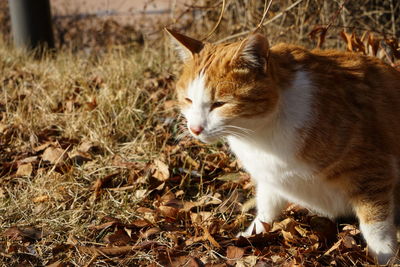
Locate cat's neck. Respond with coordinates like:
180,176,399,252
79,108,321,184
227,67,314,154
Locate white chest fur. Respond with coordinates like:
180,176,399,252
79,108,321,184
227,70,353,219
228,136,352,218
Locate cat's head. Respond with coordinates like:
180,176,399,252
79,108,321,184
167,29,280,143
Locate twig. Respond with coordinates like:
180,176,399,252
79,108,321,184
320,24,394,38
254,0,274,33
309,0,349,48
216,0,304,43
202,0,226,41
184,1,223,9
325,0,349,34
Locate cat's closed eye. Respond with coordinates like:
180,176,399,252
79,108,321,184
184,97,192,104
210,101,226,111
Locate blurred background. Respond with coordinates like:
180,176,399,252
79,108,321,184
1,0,399,52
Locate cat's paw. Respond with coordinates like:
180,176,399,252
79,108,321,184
236,218,268,237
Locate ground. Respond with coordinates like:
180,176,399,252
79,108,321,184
1,1,400,266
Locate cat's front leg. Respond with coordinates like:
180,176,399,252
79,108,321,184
354,199,398,265
238,182,286,237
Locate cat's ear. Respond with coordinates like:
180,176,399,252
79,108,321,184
233,33,270,71
165,28,204,61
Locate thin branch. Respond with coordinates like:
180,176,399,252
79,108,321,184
254,0,274,33
216,0,304,43
202,0,226,41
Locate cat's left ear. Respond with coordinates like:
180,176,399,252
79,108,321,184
165,28,204,61
233,33,270,72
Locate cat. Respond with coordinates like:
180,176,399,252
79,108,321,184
166,28,400,264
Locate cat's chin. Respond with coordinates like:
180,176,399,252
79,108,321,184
197,135,220,144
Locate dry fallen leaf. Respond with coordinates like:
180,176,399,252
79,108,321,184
105,228,132,246
171,256,203,267
140,227,160,239
16,163,33,176
310,216,337,243
236,255,258,267
158,205,179,219
68,150,92,165
33,141,54,152
46,260,64,267
131,219,152,228
152,159,170,181
3,226,45,242
342,235,357,249
226,246,245,265
77,245,135,256
42,147,65,164
33,195,50,203
91,172,120,200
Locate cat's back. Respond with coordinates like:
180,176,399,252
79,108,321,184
271,43,400,160
272,42,400,87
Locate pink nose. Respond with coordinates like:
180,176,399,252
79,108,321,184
189,125,204,136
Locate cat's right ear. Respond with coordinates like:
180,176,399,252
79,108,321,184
165,28,204,61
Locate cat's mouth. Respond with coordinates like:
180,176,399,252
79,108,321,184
187,128,222,144
188,124,251,144
191,132,220,144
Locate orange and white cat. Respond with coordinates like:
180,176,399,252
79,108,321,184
166,28,400,264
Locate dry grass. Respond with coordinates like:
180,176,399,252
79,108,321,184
1,1,400,266
0,41,179,264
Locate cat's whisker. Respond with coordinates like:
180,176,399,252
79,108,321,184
220,126,253,138
224,125,254,134
220,130,250,140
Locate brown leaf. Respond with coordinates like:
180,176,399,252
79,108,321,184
18,156,38,164
342,235,357,249
68,150,92,165
171,256,203,267
46,260,65,267
202,226,220,248
226,246,245,265
16,163,32,177
385,37,400,59
310,216,337,243
77,245,135,256
33,195,50,203
309,26,328,48
340,31,353,52
89,221,118,231
0,123,8,134
136,207,155,214
131,219,152,228
140,227,160,239
105,229,132,246
190,211,213,224
3,226,45,242
91,172,120,200
294,225,308,237
33,141,54,152
282,230,295,243
158,205,179,219
340,31,366,54
271,218,296,232
342,224,361,236
42,147,65,164
164,100,177,110
78,140,102,154
85,97,97,111
368,33,380,56
152,159,170,181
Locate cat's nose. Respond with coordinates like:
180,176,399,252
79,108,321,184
189,125,204,136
